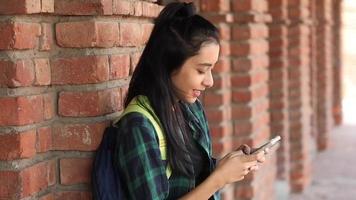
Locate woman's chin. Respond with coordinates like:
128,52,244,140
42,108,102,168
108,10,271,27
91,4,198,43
181,96,197,104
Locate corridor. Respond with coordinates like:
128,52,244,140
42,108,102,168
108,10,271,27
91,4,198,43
289,123,356,200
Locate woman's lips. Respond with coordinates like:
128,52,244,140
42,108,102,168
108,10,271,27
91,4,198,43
193,90,201,97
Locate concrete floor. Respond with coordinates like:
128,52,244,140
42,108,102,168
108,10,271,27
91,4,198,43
288,123,356,200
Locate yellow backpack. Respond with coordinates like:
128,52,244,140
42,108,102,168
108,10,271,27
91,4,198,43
113,95,172,178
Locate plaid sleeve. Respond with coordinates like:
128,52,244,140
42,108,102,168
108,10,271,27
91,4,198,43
115,113,169,200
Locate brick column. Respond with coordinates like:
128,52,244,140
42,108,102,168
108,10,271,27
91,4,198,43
287,0,313,193
230,1,274,199
0,1,161,199
199,1,235,199
267,0,290,181
309,0,318,145
332,0,343,125
315,0,334,150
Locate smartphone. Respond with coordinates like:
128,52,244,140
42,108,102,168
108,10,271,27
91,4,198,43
250,135,281,154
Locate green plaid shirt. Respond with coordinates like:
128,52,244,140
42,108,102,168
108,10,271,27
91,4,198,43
113,99,221,200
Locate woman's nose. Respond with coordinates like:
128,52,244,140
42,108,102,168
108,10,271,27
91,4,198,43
203,71,214,88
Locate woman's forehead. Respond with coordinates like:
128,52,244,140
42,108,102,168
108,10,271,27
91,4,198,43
192,43,220,63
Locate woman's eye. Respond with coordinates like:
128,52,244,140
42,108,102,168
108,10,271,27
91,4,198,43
197,69,205,74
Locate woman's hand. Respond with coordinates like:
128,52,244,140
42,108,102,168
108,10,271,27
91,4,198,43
212,149,260,187
212,144,268,187
237,144,267,164
179,145,267,200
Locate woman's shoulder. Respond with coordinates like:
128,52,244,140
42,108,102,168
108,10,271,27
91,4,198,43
114,112,156,134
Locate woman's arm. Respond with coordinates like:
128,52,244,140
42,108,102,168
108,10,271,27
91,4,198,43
179,169,224,199
179,150,264,200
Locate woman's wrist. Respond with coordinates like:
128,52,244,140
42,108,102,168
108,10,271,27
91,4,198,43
209,169,226,191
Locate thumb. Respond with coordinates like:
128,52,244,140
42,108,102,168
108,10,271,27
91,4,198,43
236,144,251,155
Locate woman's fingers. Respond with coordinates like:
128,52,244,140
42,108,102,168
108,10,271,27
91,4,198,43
264,147,270,154
229,150,263,164
236,144,251,155
243,153,260,162
221,150,265,182
230,150,245,157
255,151,266,163
248,165,259,171
222,145,270,183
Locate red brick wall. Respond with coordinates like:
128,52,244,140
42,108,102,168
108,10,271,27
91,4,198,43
0,0,161,199
310,0,318,147
287,0,313,192
315,0,334,150
230,1,275,200
0,0,342,199
332,0,343,125
268,0,290,182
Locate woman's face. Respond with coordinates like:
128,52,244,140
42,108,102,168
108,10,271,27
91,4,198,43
171,42,220,104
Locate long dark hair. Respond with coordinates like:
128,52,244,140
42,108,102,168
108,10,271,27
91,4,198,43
124,2,219,177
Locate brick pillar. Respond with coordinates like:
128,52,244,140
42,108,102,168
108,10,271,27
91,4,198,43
287,0,313,193
309,0,318,144
332,0,343,125
267,0,290,181
199,0,235,199
315,0,334,150
0,1,161,199
230,1,274,199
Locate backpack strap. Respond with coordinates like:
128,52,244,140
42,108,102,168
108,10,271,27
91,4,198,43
113,95,172,179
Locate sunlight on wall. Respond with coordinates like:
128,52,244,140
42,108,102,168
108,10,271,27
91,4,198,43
342,0,356,124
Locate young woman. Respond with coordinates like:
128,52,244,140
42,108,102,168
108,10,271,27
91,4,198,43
114,2,266,199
